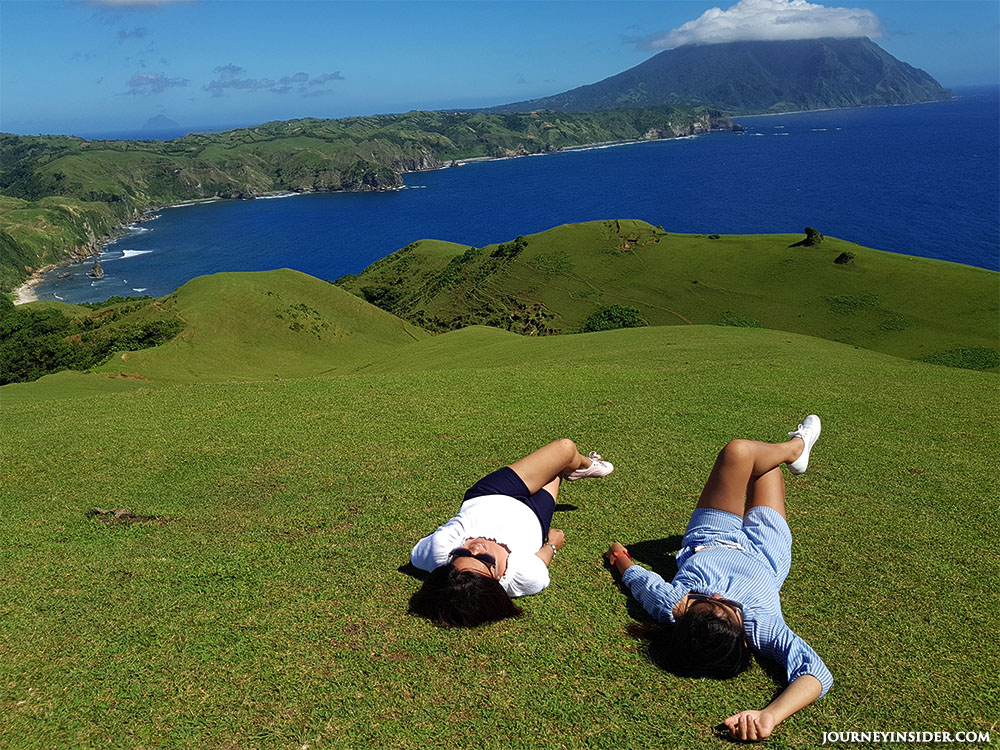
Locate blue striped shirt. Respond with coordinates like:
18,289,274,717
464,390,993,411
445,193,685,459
621,545,833,697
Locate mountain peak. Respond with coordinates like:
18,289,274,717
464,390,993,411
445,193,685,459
492,37,948,114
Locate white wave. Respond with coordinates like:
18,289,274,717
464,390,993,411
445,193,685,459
406,185,427,189
750,133,765,137
774,133,790,136
120,249,153,259
258,192,300,200
811,128,828,132
773,125,785,129
169,198,220,208
54,294,64,300
133,288,148,292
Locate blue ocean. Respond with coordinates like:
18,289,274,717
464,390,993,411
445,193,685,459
36,86,999,304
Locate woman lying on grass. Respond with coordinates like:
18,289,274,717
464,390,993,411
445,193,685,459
410,439,613,627
605,416,831,742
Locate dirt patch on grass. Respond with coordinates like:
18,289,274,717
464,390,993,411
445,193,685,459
87,507,167,524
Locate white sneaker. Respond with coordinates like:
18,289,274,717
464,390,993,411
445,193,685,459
563,451,614,481
787,415,821,475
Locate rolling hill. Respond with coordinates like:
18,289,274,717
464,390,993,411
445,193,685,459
337,220,998,369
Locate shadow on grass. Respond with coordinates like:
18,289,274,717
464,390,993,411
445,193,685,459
711,660,786,742
603,535,683,624
397,562,427,581
554,503,577,512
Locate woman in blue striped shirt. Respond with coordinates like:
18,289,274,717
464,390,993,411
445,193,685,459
605,415,831,742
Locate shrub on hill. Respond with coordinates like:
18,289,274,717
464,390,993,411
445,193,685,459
0,298,184,384
718,311,763,328
581,304,648,333
921,346,1000,371
790,226,824,248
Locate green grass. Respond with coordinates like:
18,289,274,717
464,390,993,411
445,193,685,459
338,220,999,369
86,269,429,382
1,270,998,747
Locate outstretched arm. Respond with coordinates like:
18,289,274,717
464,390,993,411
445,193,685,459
724,674,822,741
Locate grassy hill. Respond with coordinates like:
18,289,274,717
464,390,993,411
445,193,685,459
1,273,997,746
338,220,999,369
91,269,429,382
1,269,426,386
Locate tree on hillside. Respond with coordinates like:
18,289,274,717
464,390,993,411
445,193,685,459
581,304,648,333
790,227,824,248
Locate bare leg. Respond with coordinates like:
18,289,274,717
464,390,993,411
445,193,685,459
745,466,787,520
696,439,802,517
509,439,590,494
540,476,561,503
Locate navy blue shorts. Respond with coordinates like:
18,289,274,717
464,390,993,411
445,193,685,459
464,466,556,541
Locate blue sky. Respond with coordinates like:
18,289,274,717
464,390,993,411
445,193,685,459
1,0,997,138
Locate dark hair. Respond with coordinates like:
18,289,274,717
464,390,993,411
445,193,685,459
408,564,524,627
670,607,752,679
629,607,752,680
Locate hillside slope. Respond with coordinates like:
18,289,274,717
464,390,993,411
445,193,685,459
337,220,998,368
88,269,429,382
1,319,996,746
493,37,949,114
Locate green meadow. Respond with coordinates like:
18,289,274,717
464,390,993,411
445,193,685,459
2,247,998,747
338,220,998,368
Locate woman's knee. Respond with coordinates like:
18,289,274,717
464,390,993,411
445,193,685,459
553,438,578,457
719,439,753,465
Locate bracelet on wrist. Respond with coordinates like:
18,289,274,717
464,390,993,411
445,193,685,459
610,548,631,565
547,542,558,556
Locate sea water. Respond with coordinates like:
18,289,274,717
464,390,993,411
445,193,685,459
35,86,999,304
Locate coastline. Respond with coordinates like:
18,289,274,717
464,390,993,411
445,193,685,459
12,266,54,305
12,208,160,305
735,95,954,120
14,92,988,305
16,192,305,304
17,130,698,304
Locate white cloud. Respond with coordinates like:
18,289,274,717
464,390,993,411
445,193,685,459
203,65,344,98
124,72,188,95
646,0,882,50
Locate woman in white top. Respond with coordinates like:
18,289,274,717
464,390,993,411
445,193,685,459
409,438,614,627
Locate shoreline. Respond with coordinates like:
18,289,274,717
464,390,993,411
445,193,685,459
16,129,699,304
11,208,160,305
735,95,954,120
12,266,55,305
12,191,312,304
12,94,983,304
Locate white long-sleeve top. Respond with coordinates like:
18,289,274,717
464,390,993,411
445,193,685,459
410,495,550,598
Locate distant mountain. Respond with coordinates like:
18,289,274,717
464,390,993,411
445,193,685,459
492,37,949,114
142,114,181,131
